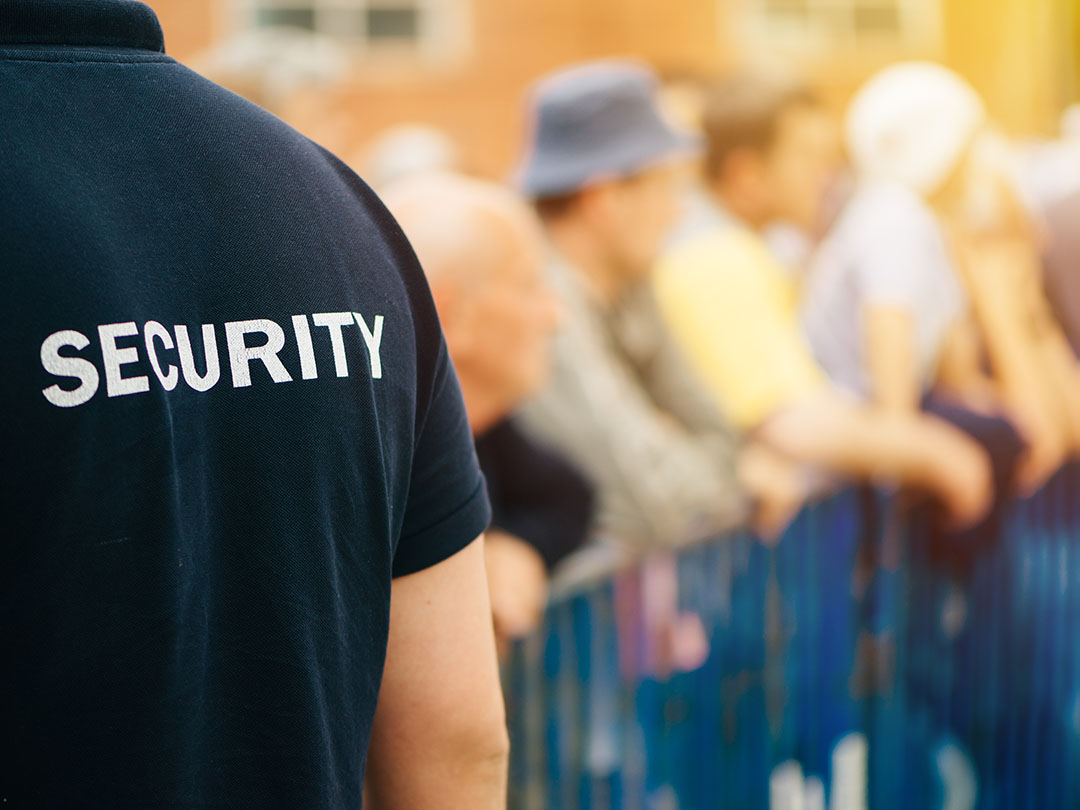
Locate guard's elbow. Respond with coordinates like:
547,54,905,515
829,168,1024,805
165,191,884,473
458,715,510,773
484,729,511,777
438,718,509,801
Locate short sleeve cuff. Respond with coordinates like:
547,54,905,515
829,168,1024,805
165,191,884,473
392,478,492,578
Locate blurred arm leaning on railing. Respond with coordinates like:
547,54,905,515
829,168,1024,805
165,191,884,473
755,391,993,529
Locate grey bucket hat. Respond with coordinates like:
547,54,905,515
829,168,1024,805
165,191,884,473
515,60,701,198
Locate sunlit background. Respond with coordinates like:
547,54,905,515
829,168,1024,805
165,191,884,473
152,0,1079,177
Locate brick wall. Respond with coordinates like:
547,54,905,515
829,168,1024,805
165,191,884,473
148,0,1079,180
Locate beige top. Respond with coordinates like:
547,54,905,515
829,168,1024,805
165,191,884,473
517,250,748,550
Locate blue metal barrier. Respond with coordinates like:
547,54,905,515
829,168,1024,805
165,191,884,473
504,462,1080,810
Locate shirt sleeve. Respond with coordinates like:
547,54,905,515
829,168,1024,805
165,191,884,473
475,418,594,571
393,335,491,579
653,230,825,432
849,187,943,309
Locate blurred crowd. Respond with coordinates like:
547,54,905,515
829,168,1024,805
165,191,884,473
206,35,1080,651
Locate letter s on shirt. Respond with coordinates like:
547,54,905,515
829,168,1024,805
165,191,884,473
41,329,100,408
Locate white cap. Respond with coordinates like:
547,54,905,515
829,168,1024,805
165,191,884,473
846,62,986,197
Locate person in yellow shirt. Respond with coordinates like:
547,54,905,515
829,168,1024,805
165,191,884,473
658,224,822,432
653,73,994,527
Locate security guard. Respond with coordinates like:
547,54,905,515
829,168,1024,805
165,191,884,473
0,1,507,807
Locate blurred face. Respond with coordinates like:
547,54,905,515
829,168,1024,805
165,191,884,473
597,163,684,281
454,214,562,410
762,103,841,229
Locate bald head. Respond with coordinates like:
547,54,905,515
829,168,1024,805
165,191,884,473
381,172,542,292
381,173,560,432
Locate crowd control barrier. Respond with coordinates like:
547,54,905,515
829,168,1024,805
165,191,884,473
503,463,1080,810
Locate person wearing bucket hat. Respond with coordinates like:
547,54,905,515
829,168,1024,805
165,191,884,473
516,60,704,289
516,60,701,199
651,70,995,530
513,60,814,549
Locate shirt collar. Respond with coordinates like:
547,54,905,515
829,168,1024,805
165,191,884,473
663,188,739,251
544,244,647,319
0,0,165,53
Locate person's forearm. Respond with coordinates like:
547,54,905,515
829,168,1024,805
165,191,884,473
1035,331,1080,450
864,305,921,413
763,397,995,527
934,318,1001,411
759,393,969,487
962,243,1061,434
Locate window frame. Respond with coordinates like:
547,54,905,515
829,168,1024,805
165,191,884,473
229,0,471,63
733,0,942,55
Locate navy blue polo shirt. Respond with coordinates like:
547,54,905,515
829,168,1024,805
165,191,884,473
0,1,490,806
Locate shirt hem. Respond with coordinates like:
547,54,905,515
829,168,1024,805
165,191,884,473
391,479,492,578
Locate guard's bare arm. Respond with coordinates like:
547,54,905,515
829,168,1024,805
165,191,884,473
365,536,509,810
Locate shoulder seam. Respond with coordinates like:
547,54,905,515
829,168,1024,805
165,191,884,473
0,52,173,65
